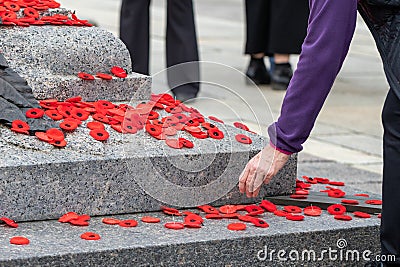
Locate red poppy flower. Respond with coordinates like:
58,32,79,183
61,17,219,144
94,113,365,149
71,107,89,121
66,96,82,103
164,222,184,230
111,66,127,78
64,117,82,126
0,217,18,228
233,122,249,131
273,210,289,217
35,132,52,142
190,131,208,139
377,213,381,219
141,216,161,223
59,120,78,131
90,129,110,141
144,123,161,136
315,178,330,184
227,223,246,231
11,120,30,134
146,110,159,120
251,218,269,228
290,194,308,199
4,2,20,11
102,218,121,225
341,199,359,205
244,205,264,215
286,214,305,221
58,212,80,223
296,181,311,189
118,219,138,227
355,193,370,198
162,126,176,136
39,99,58,109
26,108,44,119
235,134,252,144
184,215,203,226
162,116,180,126
172,113,187,123
208,116,224,123
69,215,91,226
162,206,182,216
329,181,345,186
45,110,63,121
334,214,352,221
165,105,182,114
303,206,322,216
365,199,382,205
283,206,302,214
199,122,215,131
57,105,72,118
327,204,346,215
10,236,29,245
185,118,200,127
77,72,94,80
197,205,219,214
302,176,318,184
178,138,194,148
92,114,110,124
219,205,237,214
295,189,309,195
96,73,113,80
80,232,101,240
50,139,67,148
259,200,277,212
165,139,183,149
46,128,64,141
328,189,346,198
353,211,371,218
237,215,255,223
205,214,223,220
87,121,105,130
208,128,224,139
221,213,239,219
183,222,202,229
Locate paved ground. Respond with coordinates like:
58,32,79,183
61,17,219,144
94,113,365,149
59,0,385,193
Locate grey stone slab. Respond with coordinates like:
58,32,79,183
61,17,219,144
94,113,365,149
315,134,383,157
0,207,380,266
0,25,150,101
0,121,296,222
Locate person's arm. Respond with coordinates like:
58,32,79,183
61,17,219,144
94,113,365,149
239,0,358,197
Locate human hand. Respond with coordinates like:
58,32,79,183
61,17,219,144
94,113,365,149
239,144,290,198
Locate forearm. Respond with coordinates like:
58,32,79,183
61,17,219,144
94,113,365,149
268,0,358,153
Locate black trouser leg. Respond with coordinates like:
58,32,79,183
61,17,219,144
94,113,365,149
166,0,199,95
381,88,400,265
120,0,151,75
244,0,270,55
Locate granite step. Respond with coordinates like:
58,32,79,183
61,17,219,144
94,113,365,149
0,122,297,222
0,25,150,101
0,205,380,267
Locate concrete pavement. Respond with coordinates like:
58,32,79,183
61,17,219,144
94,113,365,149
59,0,385,193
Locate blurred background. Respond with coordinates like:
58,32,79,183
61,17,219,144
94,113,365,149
59,0,386,185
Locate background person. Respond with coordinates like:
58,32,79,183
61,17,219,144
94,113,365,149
120,0,200,102
239,0,400,265
244,0,309,90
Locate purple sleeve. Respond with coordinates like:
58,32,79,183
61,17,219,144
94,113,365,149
268,0,358,154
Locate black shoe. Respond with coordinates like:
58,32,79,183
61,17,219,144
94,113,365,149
172,88,198,103
245,57,271,85
271,63,293,91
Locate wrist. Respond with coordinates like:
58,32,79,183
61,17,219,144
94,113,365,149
269,141,293,155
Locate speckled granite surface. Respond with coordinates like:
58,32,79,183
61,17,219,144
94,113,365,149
0,26,151,101
0,122,297,222
0,206,380,267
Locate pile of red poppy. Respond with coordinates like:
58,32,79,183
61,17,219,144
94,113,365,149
0,0,92,27
1,176,382,245
10,92,254,149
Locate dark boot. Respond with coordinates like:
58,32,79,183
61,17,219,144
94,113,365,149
271,62,293,91
245,57,271,85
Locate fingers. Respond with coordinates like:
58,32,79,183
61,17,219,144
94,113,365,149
238,164,250,193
